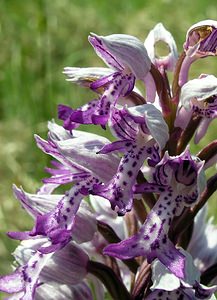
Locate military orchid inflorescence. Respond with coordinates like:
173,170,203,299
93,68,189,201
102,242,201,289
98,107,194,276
1,20,217,300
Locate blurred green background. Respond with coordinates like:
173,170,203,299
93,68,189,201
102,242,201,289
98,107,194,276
0,0,217,298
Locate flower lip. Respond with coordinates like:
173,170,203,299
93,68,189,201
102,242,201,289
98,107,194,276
89,33,151,79
152,148,205,199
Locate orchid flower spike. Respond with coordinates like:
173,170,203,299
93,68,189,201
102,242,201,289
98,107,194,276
3,21,217,300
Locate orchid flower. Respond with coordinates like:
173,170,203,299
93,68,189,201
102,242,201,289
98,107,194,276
179,20,217,86
146,251,217,300
92,103,169,215
104,149,205,279
58,33,151,129
175,74,217,143
184,20,217,58
144,22,178,73
143,23,178,103
8,121,119,253
0,239,91,300
12,186,97,244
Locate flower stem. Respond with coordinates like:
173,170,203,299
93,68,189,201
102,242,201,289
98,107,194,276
87,260,131,300
97,220,139,274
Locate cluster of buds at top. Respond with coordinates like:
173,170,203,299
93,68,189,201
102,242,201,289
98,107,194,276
1,20,217,300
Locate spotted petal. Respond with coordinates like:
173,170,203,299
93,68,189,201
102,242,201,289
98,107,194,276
126,103,169,150
0,242,53,299
104,190,186,278
89,33,151,79
13,240,89,286
13,185,97,244
93,141,156,215
104,150,205,278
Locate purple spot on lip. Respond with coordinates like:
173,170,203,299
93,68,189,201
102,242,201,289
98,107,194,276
150,223,157,233
31,261,37,269
132,161,137,167
162,235,167,244
128,170,133,177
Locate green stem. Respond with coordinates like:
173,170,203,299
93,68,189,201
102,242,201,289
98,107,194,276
197,140,217,164
176,114,201,154
172,51,186,98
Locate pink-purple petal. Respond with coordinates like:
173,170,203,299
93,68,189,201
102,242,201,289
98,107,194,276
0,270,24,293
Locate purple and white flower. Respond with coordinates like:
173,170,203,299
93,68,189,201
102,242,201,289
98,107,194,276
2,20,217,300
179,20,217,86
59,33,151,129
104,149,205,279
0,239,91,300
92,103,169,215
146,250,217,300
175,74,217,143
9,121,119,253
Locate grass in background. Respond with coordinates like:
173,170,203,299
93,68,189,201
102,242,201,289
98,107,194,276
0,0,217,298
